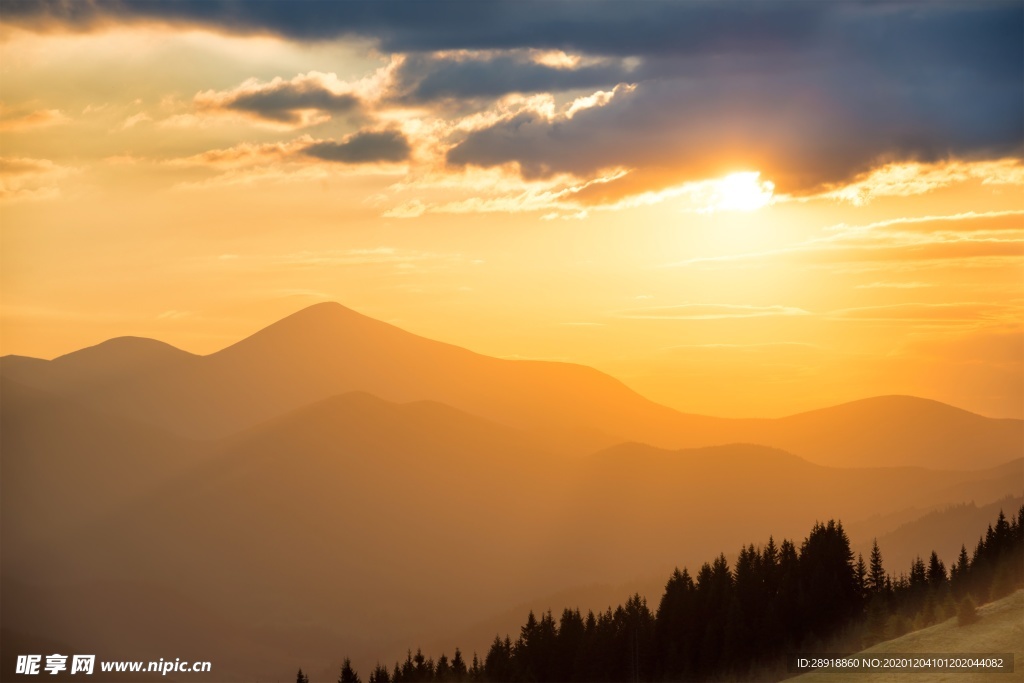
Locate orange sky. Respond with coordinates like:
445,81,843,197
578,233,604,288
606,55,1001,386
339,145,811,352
2,20,1022,419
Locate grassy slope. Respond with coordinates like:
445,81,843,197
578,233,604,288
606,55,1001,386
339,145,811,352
794,589,1024,683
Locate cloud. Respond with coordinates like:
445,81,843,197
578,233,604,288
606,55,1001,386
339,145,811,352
675,210,1024,269
615,304,811,321
829,303,1020,324
168,138,314,170
303,130,411,164
855,282,932,290
391,51,637,102
157,310,192,321
446,57,1021,195
0,105,70,131
194,72,361,128
118,112,152,129
0,156,76,202
4,1,830,52
816,159,1024,205
822,209,1024,236
218,247,468,272
10,2,1020,202
165,131,410,189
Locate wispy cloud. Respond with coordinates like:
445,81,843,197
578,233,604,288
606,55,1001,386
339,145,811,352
304,130,411,163
673,210,1024,269
213,247,469,273
193,71,364,129
855,281,932,290
165,130,411,189
829,302,1021,324
0,156,76,202
814,159,1024,206
118,112,152,130
615,304,811,320
0,105,70,132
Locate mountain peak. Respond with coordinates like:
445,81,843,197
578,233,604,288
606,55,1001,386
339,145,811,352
54,336,195,368
211,301,424,361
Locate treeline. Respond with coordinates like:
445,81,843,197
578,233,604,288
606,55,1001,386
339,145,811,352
309,505,1024,683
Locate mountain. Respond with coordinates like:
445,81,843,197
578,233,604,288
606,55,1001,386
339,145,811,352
851,495,1024,575
0,377,209,582
735,396,1024,470
2,302,1021,468
1,303,690,455
5,390,1018,680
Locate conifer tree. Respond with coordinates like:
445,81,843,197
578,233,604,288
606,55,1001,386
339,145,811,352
369,663,391,683
339,658,362,683
435,654,451,682
927,551,947,586
855,553,868,599
868,539,885,593
450,649,468,682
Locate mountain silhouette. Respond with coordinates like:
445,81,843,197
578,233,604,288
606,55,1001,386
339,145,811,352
2,302,1020,468
4,385,1018,680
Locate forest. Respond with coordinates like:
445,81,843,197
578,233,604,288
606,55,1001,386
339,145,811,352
306,505,1024,683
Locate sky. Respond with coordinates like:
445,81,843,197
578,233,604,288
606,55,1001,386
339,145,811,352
1,0,1022,419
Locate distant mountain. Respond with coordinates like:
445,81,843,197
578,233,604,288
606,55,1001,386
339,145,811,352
1,303,686,455
852,495,1024,575
735,395,1024,469
2,302,1020,468
0,378,208,582
6,390,1018,680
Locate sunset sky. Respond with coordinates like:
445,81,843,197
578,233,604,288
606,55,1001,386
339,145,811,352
2,1,1022,419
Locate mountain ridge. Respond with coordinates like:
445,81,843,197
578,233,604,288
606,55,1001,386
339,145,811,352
2,301,1020,469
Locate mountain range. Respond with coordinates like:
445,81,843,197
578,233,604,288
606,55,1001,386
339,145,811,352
2,302,1021,681
3,302,1020,467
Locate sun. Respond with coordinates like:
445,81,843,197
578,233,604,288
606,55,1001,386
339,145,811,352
705,171,775,212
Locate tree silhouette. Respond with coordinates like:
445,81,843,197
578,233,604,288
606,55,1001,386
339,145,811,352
451,649,468,682
435,654,451,682
324,505,1024,683
340,657,362,683
867,539,885,593
798,520,858,641
369,663,391,683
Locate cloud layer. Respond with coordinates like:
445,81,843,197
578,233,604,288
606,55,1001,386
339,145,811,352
7,1,1023,200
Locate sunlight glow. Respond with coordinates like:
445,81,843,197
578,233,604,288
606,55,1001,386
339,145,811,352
704,171,775,213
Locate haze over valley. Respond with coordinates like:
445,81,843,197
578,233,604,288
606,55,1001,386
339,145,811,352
3,304,1021,679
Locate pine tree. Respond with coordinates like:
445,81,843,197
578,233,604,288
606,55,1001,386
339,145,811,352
855,553,868,599
340,657,362,683
451,649,468,682
868,540,885,593
435,654,451,682
927,551,947,586
369,663,391,683
798,520,858,640
910,556,927,587
412,649,433,682
297,669,310,683
469,653,482,682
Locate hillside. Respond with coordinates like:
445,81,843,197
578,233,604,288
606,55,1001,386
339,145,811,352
793,589,1024,682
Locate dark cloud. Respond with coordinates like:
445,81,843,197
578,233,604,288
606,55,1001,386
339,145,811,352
447,29,1023,194
221,84,359,124
393,54,636,102
8,1,828,55
303,130,411,163
12,1,1022,193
